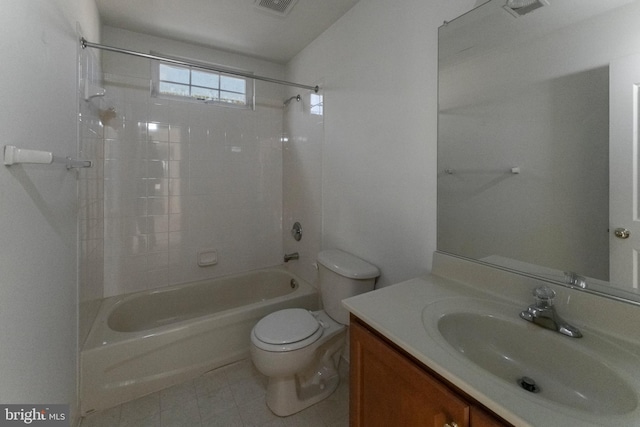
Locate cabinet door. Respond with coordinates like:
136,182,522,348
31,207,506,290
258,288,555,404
350,319,469,427
470,406,509,427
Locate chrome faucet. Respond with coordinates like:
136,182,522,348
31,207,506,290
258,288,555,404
284,252,299,262
520,286,582,338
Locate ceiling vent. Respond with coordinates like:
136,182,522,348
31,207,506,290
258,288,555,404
503,0,549,17
254,0,299,16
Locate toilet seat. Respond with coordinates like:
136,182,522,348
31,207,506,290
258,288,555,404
252,308,323,352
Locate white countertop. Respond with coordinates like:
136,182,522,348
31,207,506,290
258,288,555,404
342,253,640,427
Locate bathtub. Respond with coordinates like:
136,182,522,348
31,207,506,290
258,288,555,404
80,267,318,415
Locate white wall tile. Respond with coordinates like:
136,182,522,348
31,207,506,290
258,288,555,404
102,67,284,295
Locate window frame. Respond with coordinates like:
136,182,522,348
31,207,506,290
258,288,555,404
150,54,255,110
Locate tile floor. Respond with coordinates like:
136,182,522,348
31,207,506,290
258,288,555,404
80,359,349,427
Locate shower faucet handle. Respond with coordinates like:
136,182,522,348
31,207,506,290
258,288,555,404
291,222,303,241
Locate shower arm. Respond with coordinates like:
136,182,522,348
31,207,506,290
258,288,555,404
284,94,301,106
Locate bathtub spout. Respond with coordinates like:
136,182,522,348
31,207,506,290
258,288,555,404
284,252,299,262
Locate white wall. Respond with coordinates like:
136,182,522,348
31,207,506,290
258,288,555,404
0,0,99,419
100,28,287,296
285,0,477,287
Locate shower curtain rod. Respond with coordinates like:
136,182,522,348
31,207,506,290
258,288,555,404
80,38,319,93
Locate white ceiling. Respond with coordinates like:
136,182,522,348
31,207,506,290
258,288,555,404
95,0,360,64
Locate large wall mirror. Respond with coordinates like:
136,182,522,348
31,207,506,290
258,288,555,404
438,0,640,305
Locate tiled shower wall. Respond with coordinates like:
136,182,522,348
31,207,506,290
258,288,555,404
101,73,284,297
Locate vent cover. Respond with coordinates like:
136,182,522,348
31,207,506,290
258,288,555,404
255,0,299,16
503,0,549,17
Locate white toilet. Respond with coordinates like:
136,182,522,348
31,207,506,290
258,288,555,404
250,249,380,416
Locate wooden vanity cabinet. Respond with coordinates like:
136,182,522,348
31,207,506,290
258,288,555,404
350,316,510,427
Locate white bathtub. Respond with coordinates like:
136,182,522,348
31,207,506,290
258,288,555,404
80,267,318,415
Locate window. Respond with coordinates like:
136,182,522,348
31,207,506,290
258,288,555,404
152,59,254,108
310,93,323,116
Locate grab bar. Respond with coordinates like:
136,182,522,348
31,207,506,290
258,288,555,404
4,145,92,170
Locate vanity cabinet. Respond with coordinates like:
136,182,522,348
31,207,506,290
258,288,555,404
349,316,510,427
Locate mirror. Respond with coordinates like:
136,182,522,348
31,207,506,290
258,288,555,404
438,0,640,305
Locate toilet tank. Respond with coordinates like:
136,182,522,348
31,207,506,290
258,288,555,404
317,249,380,325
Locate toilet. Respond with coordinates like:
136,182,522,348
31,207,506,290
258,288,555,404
250,249,380,416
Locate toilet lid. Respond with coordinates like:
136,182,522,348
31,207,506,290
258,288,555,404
254,308,320,345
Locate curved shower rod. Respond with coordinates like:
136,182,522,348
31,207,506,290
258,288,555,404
80,38,320,93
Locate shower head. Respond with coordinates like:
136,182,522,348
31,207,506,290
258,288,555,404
284,94,301,106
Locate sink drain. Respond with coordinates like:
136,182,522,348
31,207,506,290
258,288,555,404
518,376,540,393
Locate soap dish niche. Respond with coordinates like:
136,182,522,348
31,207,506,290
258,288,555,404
198,249,218,267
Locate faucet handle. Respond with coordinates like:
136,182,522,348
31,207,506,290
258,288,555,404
533,286,555,307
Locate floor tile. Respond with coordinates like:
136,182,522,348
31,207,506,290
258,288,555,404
80,358,350,427
80,406,121,427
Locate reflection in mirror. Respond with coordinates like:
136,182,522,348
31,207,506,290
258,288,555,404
438,0,640,304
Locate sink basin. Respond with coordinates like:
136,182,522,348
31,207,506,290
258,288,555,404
423,298,638,416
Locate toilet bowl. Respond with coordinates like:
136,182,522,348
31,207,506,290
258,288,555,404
250,249,379,416
251,309,346,415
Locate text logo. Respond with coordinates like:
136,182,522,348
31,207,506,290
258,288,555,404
0,405,68,426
